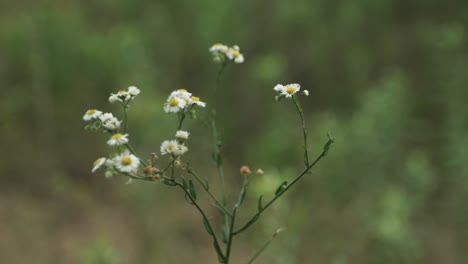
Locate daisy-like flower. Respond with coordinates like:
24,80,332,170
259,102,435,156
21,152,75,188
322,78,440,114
226,45,244,64
175,130,190,142
274,83,301,98
114,152,140,173
188,96,206,107
209,43,229,53
170,89,192,100
107,133,129,146
92,157,106,173
99,113,121,130
109,90,131,104
83,109,102,121
128,86,141,96
164,95,187,113
160,140,189,156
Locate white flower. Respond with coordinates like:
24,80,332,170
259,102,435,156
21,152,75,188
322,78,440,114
83,109,102,121
114,152,140,173
273,83,301,98
160,140,188,156
175,130,190,141
92,157,106,173
99,113,121,130
109,90,131,104
164,95,187,113
209,43,229,53
226,45,244,64
188,96,206,107
128,86,141,96
107,133,129,146
170,89,192,100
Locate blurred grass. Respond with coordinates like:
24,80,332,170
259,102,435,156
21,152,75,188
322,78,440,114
1,0,468,263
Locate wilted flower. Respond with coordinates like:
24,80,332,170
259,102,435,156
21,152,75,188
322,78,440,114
83,109,102,121
240,165,252,175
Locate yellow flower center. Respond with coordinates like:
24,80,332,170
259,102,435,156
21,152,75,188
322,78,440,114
286,87,296,94
112,133,122,139
167,145,174,151
86,109,97,115
169,98,179,107
117,90,127,95
231,50,240,58
190,96,200,102
177,89,188,93
93,158,102,167
121,156,132,166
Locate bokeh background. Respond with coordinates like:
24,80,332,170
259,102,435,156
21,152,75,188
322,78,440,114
1,0,468,263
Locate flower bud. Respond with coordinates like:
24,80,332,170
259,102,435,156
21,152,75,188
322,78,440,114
256,168,264,175
303,90,309,96
240,165,251,175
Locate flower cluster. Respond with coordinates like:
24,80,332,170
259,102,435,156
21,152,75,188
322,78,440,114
209,43,245,64
82,86,142,176
109,86,141,104
164,89,206,113
160,130,190,156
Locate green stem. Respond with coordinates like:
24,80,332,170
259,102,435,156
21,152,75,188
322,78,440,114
172,180,226,262
178,112,186,130
247,235,275,264
233,140,333,235
212,63,230,239
125,143,147,167
123,103,128,134
225,176,248,263
225,205,237,263
292,96,309,167
186,168,232,217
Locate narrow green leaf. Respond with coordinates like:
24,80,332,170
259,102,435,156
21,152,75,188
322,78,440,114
162,179,177,186
205,178,209,190
214,241,226,263
258,195,263,211
239,187,247,206
202,217,213,235
275,181,288,196
181,176,188,190
189,180,197,201
222,222,229,244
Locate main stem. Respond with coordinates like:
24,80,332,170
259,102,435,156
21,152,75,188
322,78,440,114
225,176,248,263
213,64,227,205
212,64,230,244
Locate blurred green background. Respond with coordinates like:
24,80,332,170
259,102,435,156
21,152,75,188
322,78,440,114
1,0,468,263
